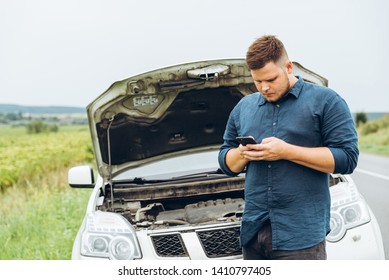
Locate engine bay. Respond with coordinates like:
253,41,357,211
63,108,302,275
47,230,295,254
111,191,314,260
98,177,245,229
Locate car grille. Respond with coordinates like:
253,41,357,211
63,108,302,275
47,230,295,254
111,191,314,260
197,226,241,257
150,226,241,258
151,234,188,257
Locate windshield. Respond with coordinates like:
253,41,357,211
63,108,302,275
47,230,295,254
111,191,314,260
113,150,220,181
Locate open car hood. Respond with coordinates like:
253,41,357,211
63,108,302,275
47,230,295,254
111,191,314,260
87,59,328,180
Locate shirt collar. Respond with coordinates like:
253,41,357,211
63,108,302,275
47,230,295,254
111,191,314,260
257,76,304,106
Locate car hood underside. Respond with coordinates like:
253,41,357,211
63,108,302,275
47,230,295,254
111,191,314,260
87,59,327,179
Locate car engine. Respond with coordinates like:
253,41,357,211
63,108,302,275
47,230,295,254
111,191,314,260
98,177,245,229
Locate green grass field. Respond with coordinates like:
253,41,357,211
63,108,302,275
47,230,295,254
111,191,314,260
0,114,388,259
357,114,389,156
0,125,94,259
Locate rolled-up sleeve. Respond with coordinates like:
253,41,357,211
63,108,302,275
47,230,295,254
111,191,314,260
218,147,240,176
322,94,359,174
218,104,242,176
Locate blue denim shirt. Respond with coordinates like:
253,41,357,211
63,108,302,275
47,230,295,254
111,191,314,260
218,77,359,250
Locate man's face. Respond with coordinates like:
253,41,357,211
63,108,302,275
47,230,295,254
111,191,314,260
250,60,293,103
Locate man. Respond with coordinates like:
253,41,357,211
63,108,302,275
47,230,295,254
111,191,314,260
218,35,358,259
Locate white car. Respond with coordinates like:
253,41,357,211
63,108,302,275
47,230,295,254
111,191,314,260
68,59,385,260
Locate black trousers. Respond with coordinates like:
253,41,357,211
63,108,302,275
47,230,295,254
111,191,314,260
242,220,327,260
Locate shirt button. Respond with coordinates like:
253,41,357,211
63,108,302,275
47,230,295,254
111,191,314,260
268,164,272,168
276,104,280,108
273,122,276,126
268,187,272,191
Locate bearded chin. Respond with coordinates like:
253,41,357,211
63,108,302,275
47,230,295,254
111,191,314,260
283,69,291,94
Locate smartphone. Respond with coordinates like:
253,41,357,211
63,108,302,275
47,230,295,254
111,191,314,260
236,136,257,146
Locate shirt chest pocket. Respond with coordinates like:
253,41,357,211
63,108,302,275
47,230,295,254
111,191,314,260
278,112,322,147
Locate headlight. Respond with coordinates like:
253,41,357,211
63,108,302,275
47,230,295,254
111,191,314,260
327,181,371,242
81,212,141,259
109,236,136,260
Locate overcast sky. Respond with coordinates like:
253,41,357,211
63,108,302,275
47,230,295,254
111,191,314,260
1,0,388,112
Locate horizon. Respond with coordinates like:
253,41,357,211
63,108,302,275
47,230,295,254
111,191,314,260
0,103,388,115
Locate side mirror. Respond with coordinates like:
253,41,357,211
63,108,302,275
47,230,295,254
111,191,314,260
68,165,95,188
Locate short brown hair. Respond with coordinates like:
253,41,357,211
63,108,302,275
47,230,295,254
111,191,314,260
246,35,288,70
